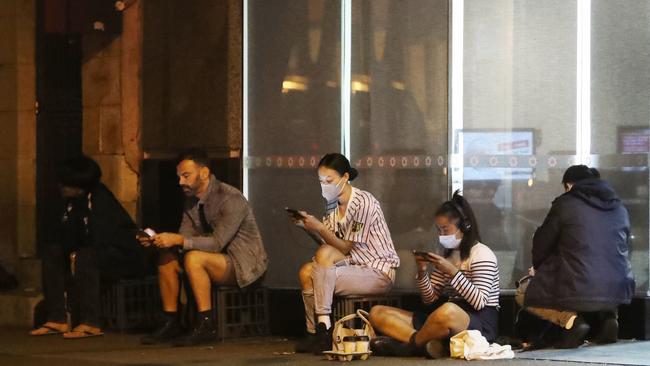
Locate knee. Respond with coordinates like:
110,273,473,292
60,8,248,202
183,251,205,273
299,262,314,288
158,251,180,274
430,303,460,326
369,305,389,326
314,245,338,266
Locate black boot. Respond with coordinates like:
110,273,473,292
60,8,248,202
140,313,183,345
370,336,415,357
556,316,590,349
591,312,618,345
172,311,217,347
312,322,333,355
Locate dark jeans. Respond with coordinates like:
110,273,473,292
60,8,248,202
42,244,146,327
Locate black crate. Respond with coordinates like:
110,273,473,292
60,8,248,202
333,294,403,322
212,286,269,339
101,276,161,331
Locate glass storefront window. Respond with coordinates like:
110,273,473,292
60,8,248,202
458,0,578,289
591,0,650,294
246,0,341,287
246,0,650,293
350,0,449,290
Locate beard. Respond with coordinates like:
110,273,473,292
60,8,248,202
180,184,199,197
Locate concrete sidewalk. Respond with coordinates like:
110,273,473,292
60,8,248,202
0,327,646,366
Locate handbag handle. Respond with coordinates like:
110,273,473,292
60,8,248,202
356,309,376,338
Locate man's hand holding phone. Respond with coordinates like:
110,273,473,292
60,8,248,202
136,228,156,247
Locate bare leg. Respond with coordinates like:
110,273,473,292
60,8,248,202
158,250,181,312
369,305,416,343
299,262,316,333
414,302,470,346
299,262,314,291
184,251,231,312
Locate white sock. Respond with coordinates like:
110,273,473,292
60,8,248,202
317,315,332,329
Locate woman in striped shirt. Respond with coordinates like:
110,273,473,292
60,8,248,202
293,153,400,354
369,191,500,358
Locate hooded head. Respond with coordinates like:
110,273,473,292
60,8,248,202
562,165,620,211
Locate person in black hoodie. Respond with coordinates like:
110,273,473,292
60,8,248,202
516,165,635,348
30,156,149,338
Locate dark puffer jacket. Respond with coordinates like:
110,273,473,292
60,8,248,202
525,178,635,311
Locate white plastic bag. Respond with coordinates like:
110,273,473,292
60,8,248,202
450,330,515,360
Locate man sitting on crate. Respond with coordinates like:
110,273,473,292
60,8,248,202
139,149,268,346
30,155,150,339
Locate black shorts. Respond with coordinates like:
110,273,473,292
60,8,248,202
412,300,499,342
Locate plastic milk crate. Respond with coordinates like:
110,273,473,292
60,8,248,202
101,276,161,331
211,285,270,339
333,294,402,323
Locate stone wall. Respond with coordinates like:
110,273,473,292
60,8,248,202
0,0,37,274
82,1,142,218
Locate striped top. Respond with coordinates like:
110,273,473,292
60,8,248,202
323,187,400,281
417,243,500,310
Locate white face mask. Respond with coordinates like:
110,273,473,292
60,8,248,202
320,177,346,203
439,231,461,249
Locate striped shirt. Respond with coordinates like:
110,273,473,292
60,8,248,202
417,243,500,310
323,187,400,280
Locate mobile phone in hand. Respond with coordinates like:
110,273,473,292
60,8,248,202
136,228,156,240
412,250,431,259
285,207,306,220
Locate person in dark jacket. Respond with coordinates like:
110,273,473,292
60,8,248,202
30,156,149,338
516,165,635,348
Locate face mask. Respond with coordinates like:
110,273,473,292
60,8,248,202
321,177,346,203
439,231,461,249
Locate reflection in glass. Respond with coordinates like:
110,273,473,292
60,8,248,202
350,0,449,290
247,0,341,287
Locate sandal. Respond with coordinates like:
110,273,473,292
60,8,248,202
63,325,104,339
30,322,69,336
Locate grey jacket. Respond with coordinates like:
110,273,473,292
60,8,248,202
180,176,267,287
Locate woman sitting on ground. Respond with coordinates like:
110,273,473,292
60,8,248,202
369,191,500,358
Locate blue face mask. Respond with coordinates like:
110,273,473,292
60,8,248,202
439,230,461,249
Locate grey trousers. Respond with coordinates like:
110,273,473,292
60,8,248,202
302,262,393,333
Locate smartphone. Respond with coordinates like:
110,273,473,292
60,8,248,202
136,228,156,239
412,250,431,258
285,207,306,220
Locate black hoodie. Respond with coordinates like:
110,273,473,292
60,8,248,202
525,178,635,311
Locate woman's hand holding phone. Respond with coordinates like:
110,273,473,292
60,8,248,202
426,252,459,277
413,250,430,274
286,207,308,227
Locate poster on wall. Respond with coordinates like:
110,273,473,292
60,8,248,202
458,129,535,181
